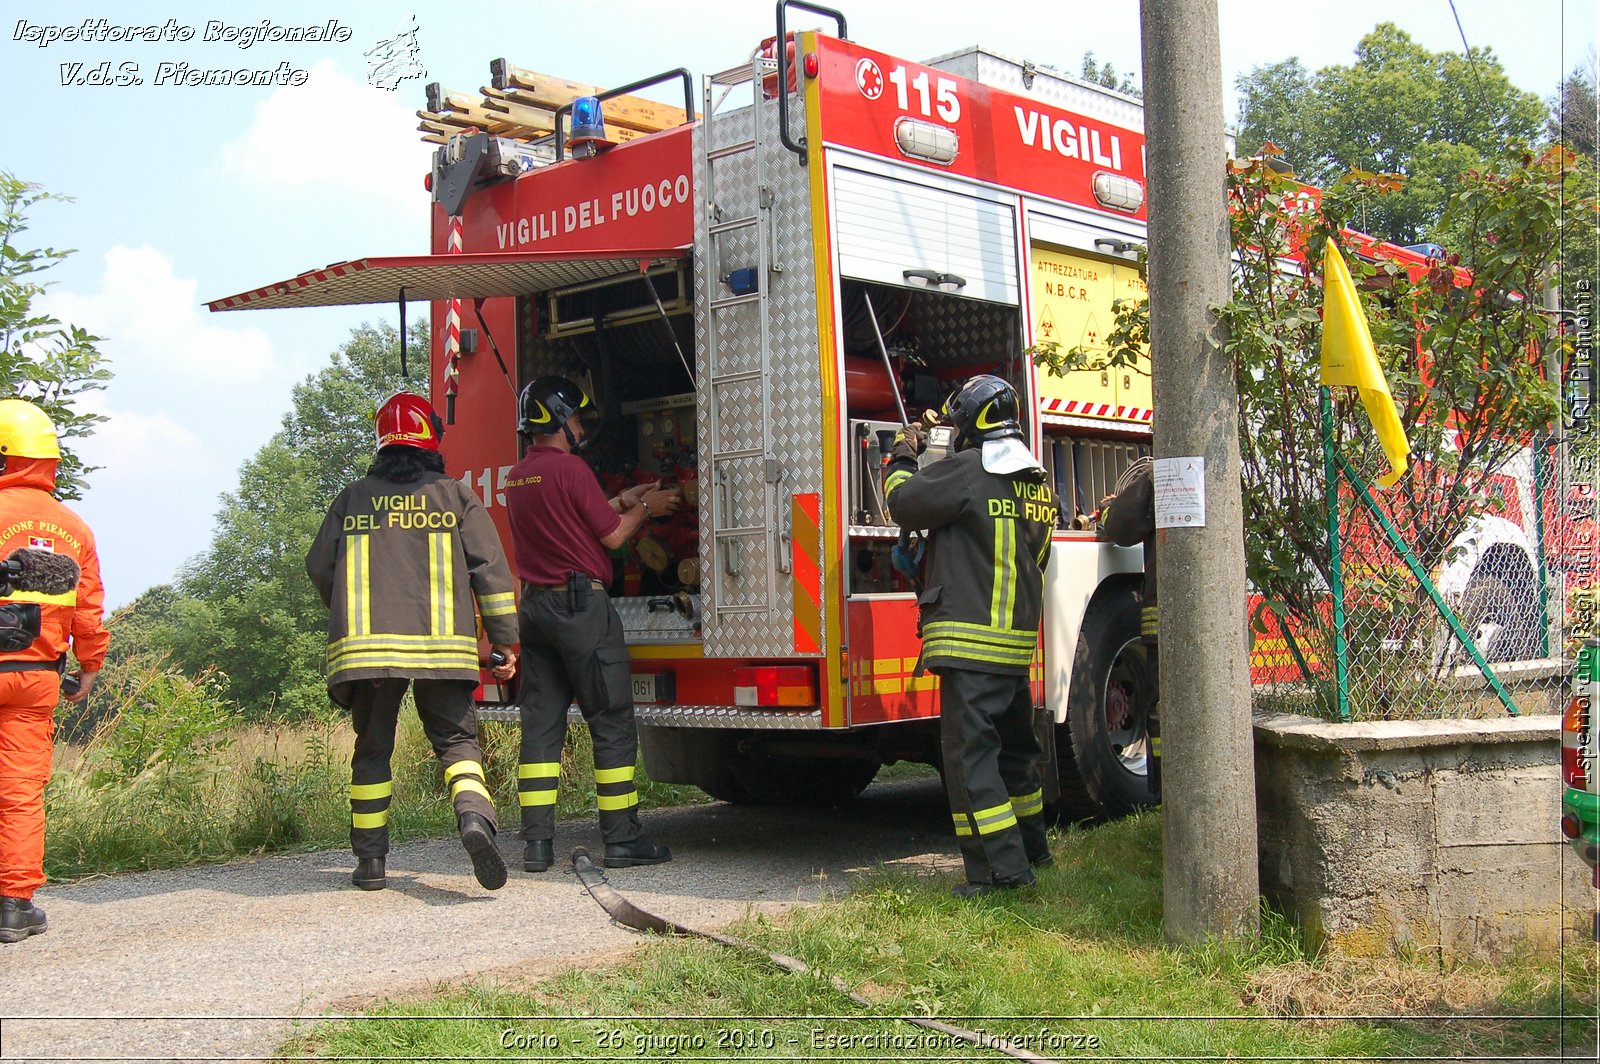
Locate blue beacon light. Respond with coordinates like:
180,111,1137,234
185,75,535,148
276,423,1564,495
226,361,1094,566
570,95,606,157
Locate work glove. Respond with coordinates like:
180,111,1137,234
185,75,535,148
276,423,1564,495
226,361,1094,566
889,423,926,462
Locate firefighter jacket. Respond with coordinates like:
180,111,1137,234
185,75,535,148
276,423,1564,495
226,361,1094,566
885,448,1055,675
305,471,518,705
0,457,108,673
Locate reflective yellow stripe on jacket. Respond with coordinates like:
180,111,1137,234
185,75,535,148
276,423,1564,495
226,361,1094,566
345,533,371,636
920,619,1036,668
429,531,454,637
2,589,76,606
478,591,516,618
328,632,479,672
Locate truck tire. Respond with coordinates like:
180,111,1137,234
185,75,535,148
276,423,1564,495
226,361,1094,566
1055,585,1157,821
729,751,879,807
637,725,757,804
1456,565,1543,663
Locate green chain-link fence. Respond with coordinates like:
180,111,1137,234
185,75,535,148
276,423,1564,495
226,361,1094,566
1249,419,1590,722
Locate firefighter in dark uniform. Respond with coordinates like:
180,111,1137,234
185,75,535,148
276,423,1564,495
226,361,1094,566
306,392,520,892
884,374,1057,897
505,377,680,874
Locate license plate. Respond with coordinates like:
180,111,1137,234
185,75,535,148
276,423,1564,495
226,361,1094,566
630,671,675,704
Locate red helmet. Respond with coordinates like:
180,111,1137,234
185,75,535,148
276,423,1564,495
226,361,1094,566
374,392,443,452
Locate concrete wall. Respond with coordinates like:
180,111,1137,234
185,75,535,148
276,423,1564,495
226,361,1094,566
1254,713,1596,961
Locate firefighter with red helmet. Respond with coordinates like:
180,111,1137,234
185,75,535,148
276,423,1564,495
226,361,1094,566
883,375,1057,897
306,392,519,892
504,376,680,873
0,399,107,943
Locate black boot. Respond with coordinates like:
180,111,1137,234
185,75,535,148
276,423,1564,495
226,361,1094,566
951,870,1036,899
460,812,507,890
603,837,672,868
523,838,553,873
0,897,47,943
351,857,386,891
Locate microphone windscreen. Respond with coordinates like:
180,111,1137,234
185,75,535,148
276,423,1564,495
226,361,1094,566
4,548,81,596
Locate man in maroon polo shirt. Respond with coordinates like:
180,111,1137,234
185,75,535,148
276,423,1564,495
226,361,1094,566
504,376,682,874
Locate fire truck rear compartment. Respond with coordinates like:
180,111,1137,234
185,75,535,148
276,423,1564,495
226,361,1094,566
518,264,699,603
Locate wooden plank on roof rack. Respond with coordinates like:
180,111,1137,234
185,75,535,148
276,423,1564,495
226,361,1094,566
490,61,699,134
475,94,559,132
419,114,515,138
476,92,652,144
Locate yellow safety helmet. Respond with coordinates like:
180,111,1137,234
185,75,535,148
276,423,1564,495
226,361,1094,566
0,399,61,460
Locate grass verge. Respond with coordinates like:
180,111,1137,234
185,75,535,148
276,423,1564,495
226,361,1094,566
286,812,1598,1061
45,668,700,880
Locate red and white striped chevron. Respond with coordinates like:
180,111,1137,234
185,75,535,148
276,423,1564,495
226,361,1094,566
1040,397,1152,422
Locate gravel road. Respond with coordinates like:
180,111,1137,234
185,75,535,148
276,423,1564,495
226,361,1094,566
0,776,953,1063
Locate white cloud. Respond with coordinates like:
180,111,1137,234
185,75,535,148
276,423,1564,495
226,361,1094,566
37,245,305,608
78,408,203,473
44,245,280,382
219,58,432,218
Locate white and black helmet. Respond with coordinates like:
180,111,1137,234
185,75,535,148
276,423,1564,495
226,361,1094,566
943,374,1024,450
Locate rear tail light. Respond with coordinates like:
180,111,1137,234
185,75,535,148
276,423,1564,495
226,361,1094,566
1563,694,1591,789
1562,812,1584,839
733,665,817,707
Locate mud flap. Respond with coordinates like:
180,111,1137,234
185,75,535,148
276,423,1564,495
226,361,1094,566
1035,705,1060,806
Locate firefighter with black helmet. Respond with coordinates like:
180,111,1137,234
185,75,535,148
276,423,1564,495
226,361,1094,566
306,392,519,892
883,374,1057,897
0,399,107,943
504,376,681,873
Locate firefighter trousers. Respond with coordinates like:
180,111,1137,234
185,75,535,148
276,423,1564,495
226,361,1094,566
0,672,57,901
348,678,495,860
935,667,1048,886
516,587,643,846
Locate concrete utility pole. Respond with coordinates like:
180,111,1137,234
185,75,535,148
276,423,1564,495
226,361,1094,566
1139,0,1260,943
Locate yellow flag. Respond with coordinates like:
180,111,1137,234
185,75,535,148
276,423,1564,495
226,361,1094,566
1319,241,1410,487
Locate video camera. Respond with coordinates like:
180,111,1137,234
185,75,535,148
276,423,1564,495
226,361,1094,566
0,548,81,652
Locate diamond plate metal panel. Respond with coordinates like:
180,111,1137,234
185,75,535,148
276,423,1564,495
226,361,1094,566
638,706,825,729
694,94,828,660
923,47,1146,135
708,458,773,610
614,597,698,640
479,704,826,729
708,377,765,453
917,291,1022,353
710,304,765,378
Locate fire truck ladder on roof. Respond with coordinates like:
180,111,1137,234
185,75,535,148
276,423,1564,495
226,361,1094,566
701,53,788,630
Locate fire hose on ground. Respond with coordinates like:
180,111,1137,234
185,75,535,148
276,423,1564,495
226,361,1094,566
570,848,1060,1064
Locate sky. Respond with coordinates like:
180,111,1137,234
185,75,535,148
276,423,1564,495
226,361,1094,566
2,0,1594,610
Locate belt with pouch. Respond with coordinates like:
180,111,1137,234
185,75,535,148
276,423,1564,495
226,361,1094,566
0,654,66,674
525,580,606,592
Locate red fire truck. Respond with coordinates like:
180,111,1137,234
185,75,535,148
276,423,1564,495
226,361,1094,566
208,4,1565,815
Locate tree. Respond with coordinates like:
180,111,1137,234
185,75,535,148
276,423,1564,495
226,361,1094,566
1548,54,1599,341
1080,51,1140,97
170,321,425,718
1549,51,1598,163
0,173,111,499
1234,24,1546,246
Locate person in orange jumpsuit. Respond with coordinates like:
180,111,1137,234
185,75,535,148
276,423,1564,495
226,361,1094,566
0,399,107,943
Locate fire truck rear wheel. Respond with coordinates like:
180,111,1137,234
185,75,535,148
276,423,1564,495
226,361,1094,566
1054,584,1157,822
1455,564,1543,664
728,751,879,807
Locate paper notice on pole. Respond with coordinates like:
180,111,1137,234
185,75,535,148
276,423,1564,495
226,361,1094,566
1154,457,1206,528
